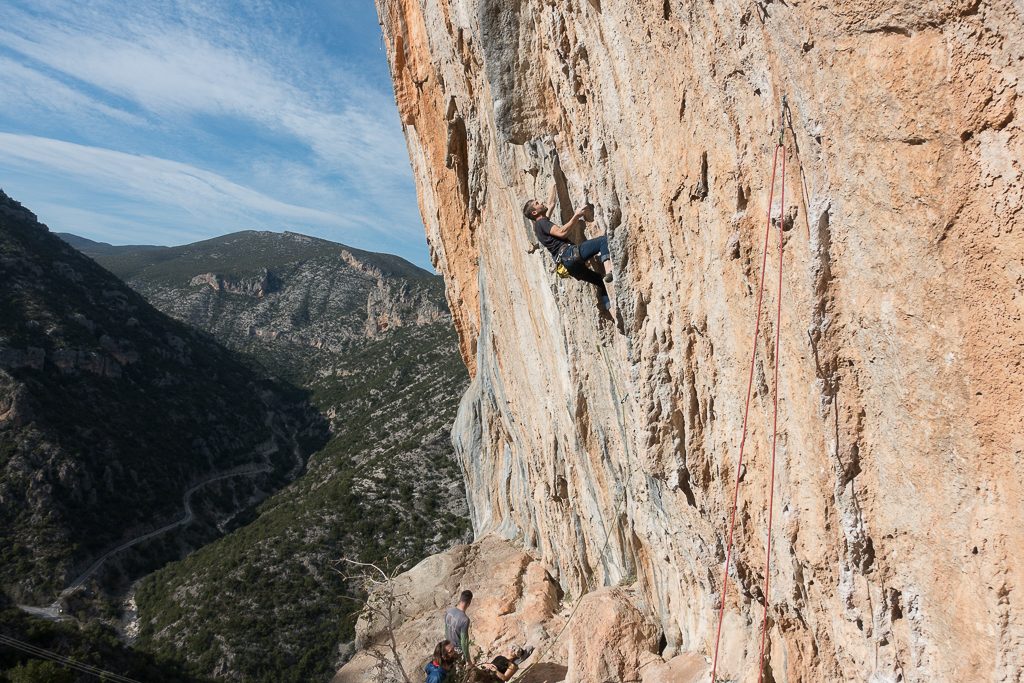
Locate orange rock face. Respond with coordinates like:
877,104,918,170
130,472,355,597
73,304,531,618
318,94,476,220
334,536,673,683
374,0,1023,680
333,537,564,682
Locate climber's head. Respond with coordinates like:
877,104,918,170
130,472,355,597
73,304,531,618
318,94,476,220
458,589,473,609
522,199,547,221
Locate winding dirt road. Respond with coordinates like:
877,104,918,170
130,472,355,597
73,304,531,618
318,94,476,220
19,463,271,620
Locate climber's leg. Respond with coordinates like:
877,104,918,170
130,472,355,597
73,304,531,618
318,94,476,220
576,235,613,283
576,235,609,262
567,262,611,311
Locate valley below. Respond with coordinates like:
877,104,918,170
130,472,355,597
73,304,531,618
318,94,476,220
1,194,470,682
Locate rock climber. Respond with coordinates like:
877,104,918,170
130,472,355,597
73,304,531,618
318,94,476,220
444,590,474,663
523,190,613,309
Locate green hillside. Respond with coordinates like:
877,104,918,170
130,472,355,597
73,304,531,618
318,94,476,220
61,226,470,681
0,192,327,604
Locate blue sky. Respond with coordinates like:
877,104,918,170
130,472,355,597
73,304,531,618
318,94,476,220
0,1,432,267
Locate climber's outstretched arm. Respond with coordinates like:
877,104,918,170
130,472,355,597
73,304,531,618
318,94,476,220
549,206,586,238
546,181,558,214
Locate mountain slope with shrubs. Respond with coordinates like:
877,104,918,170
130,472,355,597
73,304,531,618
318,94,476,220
64,228,470,682
0,192,327,605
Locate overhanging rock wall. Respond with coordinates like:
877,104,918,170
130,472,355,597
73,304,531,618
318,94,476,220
374,0,1023,680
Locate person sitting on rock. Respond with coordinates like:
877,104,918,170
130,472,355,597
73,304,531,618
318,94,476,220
444,590,474,663
465,645,533,683
425,640,457,683
523,192,613,310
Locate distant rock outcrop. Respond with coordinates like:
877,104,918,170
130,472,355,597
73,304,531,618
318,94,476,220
372,1,1024,681
66,230,449,374
188,269,281,298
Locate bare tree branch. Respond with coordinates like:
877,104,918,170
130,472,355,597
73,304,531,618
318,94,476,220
332,556,413,683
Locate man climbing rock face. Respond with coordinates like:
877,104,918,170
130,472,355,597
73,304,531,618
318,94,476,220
523,193,614,310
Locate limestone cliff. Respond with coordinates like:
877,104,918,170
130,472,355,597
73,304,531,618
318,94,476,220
374,1,1023,680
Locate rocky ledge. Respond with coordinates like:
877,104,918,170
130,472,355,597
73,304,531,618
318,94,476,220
334,535,707,683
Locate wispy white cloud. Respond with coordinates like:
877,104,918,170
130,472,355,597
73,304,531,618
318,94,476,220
0,0,429,265
26,201,204,246
0,2,410,179
0,57,148,130
0,132,370,231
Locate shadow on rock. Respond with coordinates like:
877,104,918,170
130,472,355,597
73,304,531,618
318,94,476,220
519,662,568,682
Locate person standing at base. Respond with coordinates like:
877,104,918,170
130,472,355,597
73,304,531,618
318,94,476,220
444,590,474,663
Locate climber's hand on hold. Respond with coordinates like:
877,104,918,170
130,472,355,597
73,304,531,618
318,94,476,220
550,207,586,238
581,203,595,223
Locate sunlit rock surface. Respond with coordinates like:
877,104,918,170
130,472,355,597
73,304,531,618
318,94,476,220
371,0,1023,680
333,536,684,683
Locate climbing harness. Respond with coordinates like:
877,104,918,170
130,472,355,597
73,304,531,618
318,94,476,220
711,95,789,683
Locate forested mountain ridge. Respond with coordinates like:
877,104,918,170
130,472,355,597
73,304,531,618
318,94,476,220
0,191,328,604
60,227,470,681
62,230,447,381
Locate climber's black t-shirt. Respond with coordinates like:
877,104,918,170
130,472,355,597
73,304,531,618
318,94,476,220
534,217,570,259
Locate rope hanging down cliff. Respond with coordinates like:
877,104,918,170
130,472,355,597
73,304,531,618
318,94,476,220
711,96,789,683
512,342,637,681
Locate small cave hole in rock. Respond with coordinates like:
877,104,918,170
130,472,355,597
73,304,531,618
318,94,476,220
691,151,709,201
657,632,668,655
972,546,979,555
556,476,569,501
859,536,875,573
888,588,903,621
737,185,748,211
678,467,697,508
961,130,974,142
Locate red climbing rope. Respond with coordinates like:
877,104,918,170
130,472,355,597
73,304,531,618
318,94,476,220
711,98,788,683
757,141,785,683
